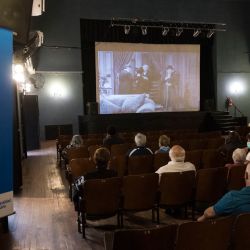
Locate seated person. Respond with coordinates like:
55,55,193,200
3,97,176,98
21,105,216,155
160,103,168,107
103,126,124,149
155,135,170,154
197,161,250,222
247,133,250,152
62,134,84,162
217,131,245,162
155,145,196,180
73,147,117,210
225,148,247,169
128,133,153,157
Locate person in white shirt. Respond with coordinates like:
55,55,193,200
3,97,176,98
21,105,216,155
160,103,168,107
155,145,196,180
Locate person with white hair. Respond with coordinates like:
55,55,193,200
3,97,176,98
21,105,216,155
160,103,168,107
155,145,196,180
197,158,250,222
128,133,153,157
68,134,84,148
225,148,248,169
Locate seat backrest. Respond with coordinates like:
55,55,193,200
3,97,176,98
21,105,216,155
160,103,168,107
153,153,170,171
231,213,250,250
202,149,225,169
109,155,127,177
128,155,154,175
159,171,195,206
189,139,207,150
105,225,177,250
185,150,203,170
88,144,101,160
111,143,130,157
195,167,228,204
83,177,122,215
122,173,159,211
206,137,225,149
227,164,246,191
69,158,95,179
67,146,89,161
175,216,234,250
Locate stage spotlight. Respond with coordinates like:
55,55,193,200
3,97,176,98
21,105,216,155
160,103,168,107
207,30,215,38
193,29,201,38
162,27,169,36
124,25,130,35
176,28,183,37
141,26,147,35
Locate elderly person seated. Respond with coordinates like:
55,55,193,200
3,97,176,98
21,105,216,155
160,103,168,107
155,145,196,180
155,135,170,154
128,133,153,157
225,148,248,169
197,156,250,222
103,126,124,149
73,147,117,211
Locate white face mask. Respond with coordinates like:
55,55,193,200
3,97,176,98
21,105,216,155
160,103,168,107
247,142,250,149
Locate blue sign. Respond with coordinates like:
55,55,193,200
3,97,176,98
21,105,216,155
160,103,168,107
0,28,14,218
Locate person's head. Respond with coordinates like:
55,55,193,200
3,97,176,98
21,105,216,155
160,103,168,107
135,133,147,147
70,135,83,146
107,126,116,136
169,145,185,162
94,147,110,168
226,131,241,144
232,148,247,164
159,135,170,148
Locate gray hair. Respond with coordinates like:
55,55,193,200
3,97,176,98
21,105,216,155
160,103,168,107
135,133,146,147
232,148,247,164
169,145,185,162
70,135,83,147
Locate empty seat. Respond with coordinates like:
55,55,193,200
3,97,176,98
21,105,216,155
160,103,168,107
201,149,225,169
227,164,246,191
175,216,234,250
109,155,127,177
104,225,177,250
111,143,130,157
88,144,101,160
153,153,170,171
231,213,250,250
128,155,154,175
185,150,203,170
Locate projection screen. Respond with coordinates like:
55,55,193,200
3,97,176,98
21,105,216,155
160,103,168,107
95,42,200,114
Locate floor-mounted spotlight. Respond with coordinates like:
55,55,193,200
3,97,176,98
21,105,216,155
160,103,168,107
162,27,169,36
193,29,201,38
141,26,147,35
207,29,215,38
176,28,183,37
124,25,130,35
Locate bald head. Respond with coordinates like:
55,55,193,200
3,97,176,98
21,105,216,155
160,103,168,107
232,148,247,164
169,145,185,162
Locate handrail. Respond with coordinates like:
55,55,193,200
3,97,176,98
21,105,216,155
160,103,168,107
225,97,244,117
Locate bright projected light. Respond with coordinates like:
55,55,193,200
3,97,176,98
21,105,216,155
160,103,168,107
49,83,67,98
95,42,200,114
228,80,245,95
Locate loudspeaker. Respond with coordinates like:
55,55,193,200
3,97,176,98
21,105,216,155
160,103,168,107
0,0,34,44
87,102,98,115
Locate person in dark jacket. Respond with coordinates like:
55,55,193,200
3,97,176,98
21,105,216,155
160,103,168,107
128,133,153,157
103,126,124,149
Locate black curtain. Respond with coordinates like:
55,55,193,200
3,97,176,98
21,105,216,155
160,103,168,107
80,19,216,113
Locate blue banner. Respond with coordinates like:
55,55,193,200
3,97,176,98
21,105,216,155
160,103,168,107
0,28,14,218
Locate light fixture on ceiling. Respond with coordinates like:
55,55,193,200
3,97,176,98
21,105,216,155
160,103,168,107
193,29,201,38
141,26,147,35
124,25,130,35
176,28,183,37
207,29,215,38
162,27,169,36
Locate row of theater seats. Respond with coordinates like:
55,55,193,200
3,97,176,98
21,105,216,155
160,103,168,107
104,214,250,250
72,166,246,237
64,147,226,178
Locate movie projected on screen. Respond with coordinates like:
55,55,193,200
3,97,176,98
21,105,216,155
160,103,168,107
95,42,200,114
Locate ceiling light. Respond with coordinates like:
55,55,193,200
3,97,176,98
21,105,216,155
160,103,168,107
162,27,169,36
176,28,183,37
207,30,215,38
124,25,130,35
193,29,201,38
141,26,147,35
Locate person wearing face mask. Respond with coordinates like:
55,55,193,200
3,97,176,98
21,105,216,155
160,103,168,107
246,133,250,152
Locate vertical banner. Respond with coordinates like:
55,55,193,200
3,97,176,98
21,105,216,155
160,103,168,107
0,28,14,218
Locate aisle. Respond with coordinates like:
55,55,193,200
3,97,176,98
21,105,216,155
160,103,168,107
0,141,104,250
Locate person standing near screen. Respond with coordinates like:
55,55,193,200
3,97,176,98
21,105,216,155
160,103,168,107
162,65,180,111
119,64,134,94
